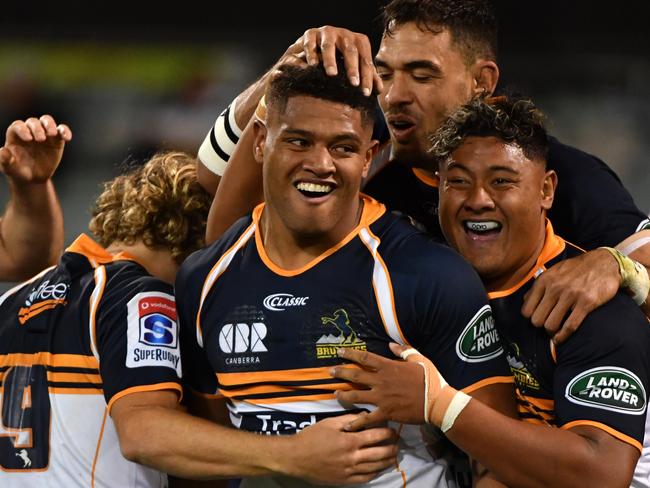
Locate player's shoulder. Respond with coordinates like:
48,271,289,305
562,292,650,360
103,260,173,303
181,214,254,277
547,136,623,184
371,210,477,277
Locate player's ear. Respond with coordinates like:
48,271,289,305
541,169,557,210
472,59,499,98
253,119,267,165
362,139,380,178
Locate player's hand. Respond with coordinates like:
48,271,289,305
290,413,398,486
522,248,620,344
291,26,382,96
0,115,72,184
331,346,425,430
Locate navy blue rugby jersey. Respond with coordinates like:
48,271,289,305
363,136,649,249
488,222,650,453
0,234,180,487
176,195,512,486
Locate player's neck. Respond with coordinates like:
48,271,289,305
260,199,364,270
106,241,179,284
483,221,548,293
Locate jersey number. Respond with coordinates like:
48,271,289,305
0,366,50,470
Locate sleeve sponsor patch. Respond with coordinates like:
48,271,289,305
565,366,646,415
455,304,504,363
126,292,182,377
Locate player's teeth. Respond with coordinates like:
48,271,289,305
296,182,332,193
465,221,500,232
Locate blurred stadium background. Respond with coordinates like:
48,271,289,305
1,1,648,290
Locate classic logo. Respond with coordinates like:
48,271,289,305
316,308,366,359
456,305,503,363
263,293,309,312
18,280,70,325
565,366,646,414
126,292,181,375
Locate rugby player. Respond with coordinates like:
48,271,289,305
332,95,650,488
0,140,394,486
176,61,516,487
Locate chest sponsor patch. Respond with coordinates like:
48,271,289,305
456,304,503,363
565,366,646,415
126,291,181,376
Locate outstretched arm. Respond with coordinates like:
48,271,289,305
0,115,71,281
332,345,638,488
112,389,398,484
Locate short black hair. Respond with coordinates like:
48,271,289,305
381,0,498,65
429,95,549,164
265,60,377,128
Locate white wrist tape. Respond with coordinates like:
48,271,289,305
440,391,471,433
197,98,243,176
601,246,650,305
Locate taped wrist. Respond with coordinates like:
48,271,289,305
600,247,650,305
198,97,243,176
400,347,471,432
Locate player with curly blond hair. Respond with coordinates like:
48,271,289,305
0,124,398,487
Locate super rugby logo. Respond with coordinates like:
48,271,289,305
263,293,309,312
126,292,181,375
456,305,503,363
138,297,177,348
566,366,646,415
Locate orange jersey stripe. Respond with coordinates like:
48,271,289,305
462,375,514,394
18,299,67,324
216,364,359,386
47,372,102,384
49,387,104,395
562,420,643,453
0,352,99,369
219,382,353,399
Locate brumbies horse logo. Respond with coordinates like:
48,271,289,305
316,308,366,359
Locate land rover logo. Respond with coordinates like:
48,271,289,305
566,366,646,414
456,305,503,363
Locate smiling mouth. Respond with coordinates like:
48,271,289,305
463,220,502,237
295,181,335,198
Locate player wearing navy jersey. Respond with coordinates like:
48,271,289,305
177,61,515,487
333,96,650,487
198,0,650,343
0,151,211,486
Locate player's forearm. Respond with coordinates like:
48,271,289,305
117,404,296,479
616,229,650,315
232,73,272,129
206,120,263,244
0,179,63,280
447,400,635,488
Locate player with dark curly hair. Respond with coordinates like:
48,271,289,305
332,95,650,487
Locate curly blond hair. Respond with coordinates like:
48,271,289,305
89,151,211,263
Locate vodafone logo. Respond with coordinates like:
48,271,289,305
263,293,309,312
